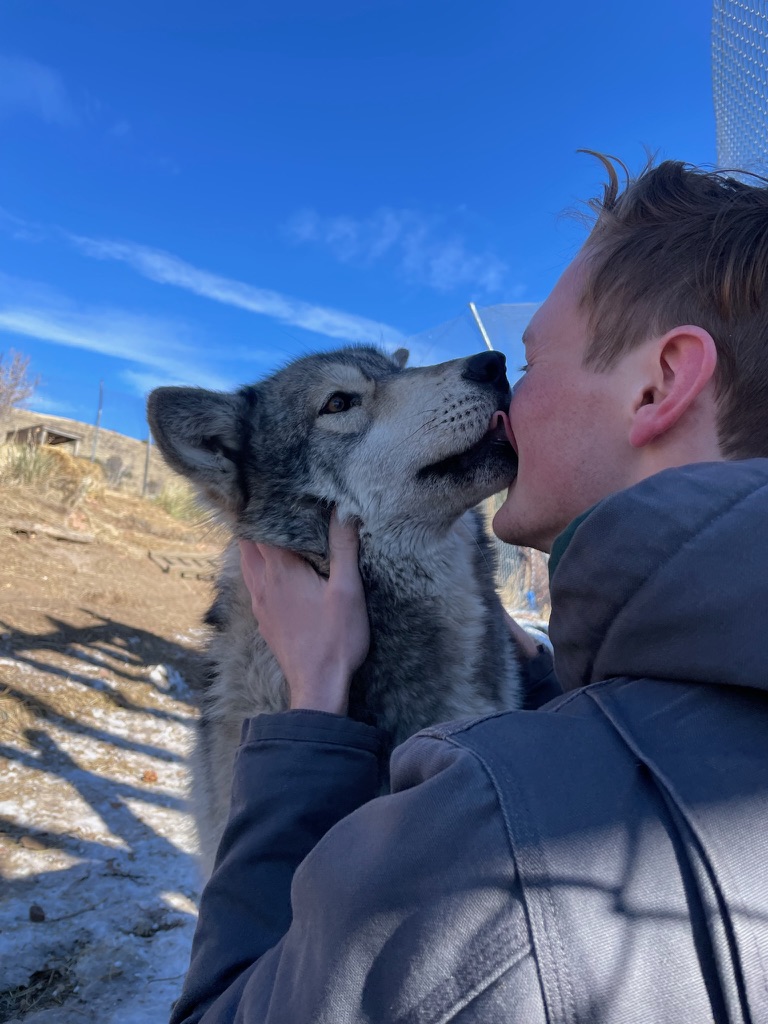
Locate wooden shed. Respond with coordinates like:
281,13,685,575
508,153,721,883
5,423,83,456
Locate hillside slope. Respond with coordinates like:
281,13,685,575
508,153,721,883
0,482,221,1022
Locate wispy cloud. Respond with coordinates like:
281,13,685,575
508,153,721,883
0,55,79,127
0,208,405,348
0,206,47,243
67,234,405,347
284,207,509,295
0,273,233,394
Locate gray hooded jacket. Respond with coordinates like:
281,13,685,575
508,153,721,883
171,460,768,1024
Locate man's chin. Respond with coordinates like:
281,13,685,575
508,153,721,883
491,490,553,553
491,490,522,545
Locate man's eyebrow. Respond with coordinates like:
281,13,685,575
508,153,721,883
521,327,534,349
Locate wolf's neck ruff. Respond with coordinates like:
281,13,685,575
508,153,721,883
349,511,520,751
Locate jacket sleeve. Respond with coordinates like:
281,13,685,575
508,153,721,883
171,715,543,1024
170,709,385,1024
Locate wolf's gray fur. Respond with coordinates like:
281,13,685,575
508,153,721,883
148,346,522,874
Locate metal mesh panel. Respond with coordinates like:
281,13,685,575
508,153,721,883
712,0,768,172
480,493,551,625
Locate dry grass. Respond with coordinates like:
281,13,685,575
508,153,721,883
0,673,127,747
0,634,169,721
0,685,38,738
0,444,105,508
153,480,204,523
0,441,58,487
0,958,79,1019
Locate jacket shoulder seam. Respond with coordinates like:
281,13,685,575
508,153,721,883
431,733,577,1022
394,940,532,1024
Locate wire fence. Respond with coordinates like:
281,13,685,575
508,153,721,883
481,492,551,624
712,0,768,173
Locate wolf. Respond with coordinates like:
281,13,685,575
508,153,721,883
147,345,523,874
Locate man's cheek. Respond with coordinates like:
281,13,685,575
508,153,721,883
509,385,533,434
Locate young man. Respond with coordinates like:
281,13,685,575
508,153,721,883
171,158,768,1023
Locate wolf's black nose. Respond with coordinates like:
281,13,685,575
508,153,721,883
462,350,507,385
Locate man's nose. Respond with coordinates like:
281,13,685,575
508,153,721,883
462,350,508,386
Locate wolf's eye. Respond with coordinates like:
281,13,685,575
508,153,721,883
320,392,355,415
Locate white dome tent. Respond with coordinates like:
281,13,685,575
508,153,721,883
405,301,552,638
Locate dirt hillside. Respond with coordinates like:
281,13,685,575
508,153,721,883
0,472,226,1023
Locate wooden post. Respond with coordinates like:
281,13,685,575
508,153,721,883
90,380,104,462
142,433,152,498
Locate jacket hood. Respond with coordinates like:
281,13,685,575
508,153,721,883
549,459,768,693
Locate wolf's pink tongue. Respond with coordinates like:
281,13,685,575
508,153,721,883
490,410,516,449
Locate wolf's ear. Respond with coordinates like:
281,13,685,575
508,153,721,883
392,348,409,368
147,386,250,508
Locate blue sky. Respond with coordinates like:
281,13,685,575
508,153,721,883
0,0,716,439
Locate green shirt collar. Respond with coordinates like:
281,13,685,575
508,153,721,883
548,504,600,584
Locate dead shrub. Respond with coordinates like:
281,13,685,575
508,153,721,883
0,444,105,507
153,480,203,522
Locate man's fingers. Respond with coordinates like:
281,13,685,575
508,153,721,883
258,543,316,582
241,541,304,595
239,540,265,595
241,517,360,606
328,510,361,583
502,608,539,660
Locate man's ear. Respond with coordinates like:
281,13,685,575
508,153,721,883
629,327,717,448
147,386,253,509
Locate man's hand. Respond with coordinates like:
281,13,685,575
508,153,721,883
239,512,370,715
503,609,540,660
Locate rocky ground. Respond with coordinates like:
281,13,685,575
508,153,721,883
0,482,221,1023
